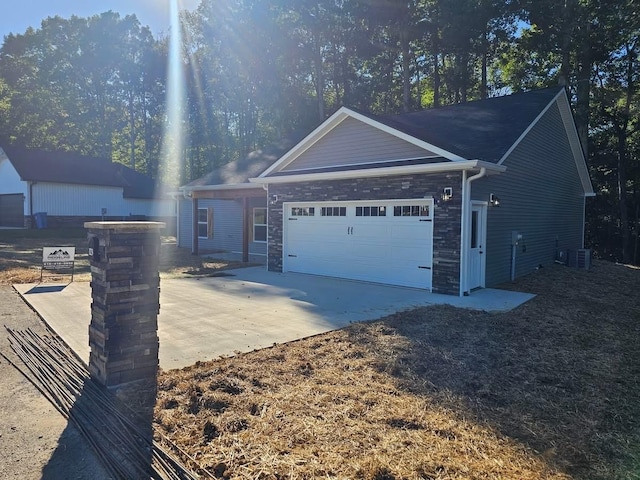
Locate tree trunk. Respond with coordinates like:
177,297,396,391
313,29,325,121
618,44,636,263
480,28,488,99
129,88,136,171
575,16,591,158
433,34,441,107
401,28,411,112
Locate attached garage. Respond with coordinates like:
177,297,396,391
283,199,434,289
0,194,24,227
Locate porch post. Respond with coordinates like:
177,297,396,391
192,197,199,255
242,197,249,263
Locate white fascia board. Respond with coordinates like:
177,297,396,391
555,91,595,196
498,89,594,197
345,109,468,161
250,160,505,185
258,107,353,177
181,183,263,192
258,107,468,178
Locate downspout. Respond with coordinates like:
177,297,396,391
460,167,487,296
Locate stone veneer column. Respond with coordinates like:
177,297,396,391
85,221,165,387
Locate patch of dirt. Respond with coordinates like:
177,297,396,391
0,286,111,479
0,229,244,285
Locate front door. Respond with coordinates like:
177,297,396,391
468,203,487,290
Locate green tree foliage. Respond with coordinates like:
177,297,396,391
0,1,638,264
0,12,164,174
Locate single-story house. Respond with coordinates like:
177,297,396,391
178,87,594,296
0,146,175,229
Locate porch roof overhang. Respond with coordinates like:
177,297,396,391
249,159,506,185
180,182,265,200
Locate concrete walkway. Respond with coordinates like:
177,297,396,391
14,267,534,371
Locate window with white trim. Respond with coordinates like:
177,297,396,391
198,207,213,238
253,207,267,242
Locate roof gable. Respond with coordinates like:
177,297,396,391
278,116,444,173
1,146,162,199
255,87,593,195
259,107,466,178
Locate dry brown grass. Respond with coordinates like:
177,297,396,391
0,228,244,285
3,229,639,478
153,261,640,480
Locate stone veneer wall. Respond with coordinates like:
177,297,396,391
267,172,462,295
86,222,164,387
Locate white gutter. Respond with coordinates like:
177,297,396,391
250,160,504,185
460,167,487,296
181,183,263,192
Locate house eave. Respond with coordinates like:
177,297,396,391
250,160,505,185
258,107,468,178
180,182,263,192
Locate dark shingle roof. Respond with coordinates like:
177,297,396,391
373,87,563,162
186,135,302,188
2,146,162,199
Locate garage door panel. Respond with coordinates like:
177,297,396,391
0,194,24,227
284,201,433,290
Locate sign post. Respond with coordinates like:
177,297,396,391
41,246,76,282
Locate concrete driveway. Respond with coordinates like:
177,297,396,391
14,267,534,370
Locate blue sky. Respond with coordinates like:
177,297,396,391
0,0,200,39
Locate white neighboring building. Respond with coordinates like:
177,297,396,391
0,146,175,228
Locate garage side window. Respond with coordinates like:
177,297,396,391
253,207,267,242
198,207,213,239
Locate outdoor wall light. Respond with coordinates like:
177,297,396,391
441,187,453,202
270,194,278,205
490,193,501,207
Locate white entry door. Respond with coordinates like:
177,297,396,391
283,200,434,290
468,203,487,290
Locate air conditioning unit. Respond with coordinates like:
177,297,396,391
575,249,591,269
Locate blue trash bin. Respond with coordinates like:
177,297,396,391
34,212,48,229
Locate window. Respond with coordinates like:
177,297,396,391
253,207,267,243
471,210,478,248
291,207,315,216
393,205,430,217
355,206,386,217
198,207,213,238
321,206,346,217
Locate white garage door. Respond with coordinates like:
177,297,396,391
283,200,433,289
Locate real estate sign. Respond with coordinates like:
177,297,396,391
42,246,75,270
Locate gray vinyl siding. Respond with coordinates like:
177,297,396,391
281,117,438,172
177,197,267,256
472,101,586,286
177,198,193,248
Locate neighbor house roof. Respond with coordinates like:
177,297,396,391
1,145,162,199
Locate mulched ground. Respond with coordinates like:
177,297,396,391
153,260,640,479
